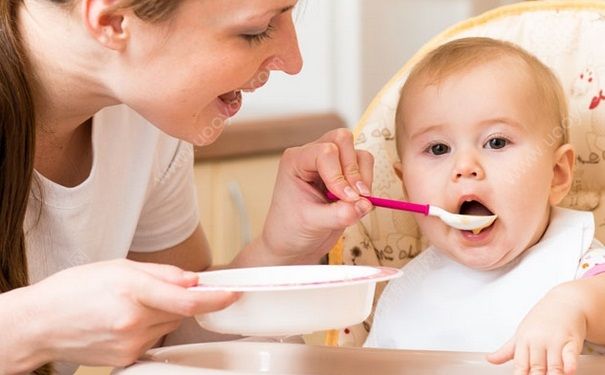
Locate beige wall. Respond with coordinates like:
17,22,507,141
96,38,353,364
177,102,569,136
359,0,472,109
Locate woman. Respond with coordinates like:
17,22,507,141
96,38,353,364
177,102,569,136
0,0,374,373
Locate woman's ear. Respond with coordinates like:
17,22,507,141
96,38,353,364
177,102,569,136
393,161,403,182
82,0,129,51
549,144,575,206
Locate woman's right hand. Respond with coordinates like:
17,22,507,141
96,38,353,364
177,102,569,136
11,259,238,370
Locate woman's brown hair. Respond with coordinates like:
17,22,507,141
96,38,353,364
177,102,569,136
0,1,178,373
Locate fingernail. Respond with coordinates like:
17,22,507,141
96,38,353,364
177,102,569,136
355,199,371,216
344,186,359,200
356,181,371,195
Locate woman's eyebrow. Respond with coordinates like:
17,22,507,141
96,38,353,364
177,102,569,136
247,4,295,21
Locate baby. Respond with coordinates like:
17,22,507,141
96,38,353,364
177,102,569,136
365,37,605,374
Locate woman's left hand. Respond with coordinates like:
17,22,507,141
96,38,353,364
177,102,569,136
487,281,587,375
233,128,374,266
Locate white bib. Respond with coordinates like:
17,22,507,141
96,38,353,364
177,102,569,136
365,207,594,352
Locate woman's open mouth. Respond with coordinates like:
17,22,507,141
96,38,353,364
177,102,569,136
217,90,242,117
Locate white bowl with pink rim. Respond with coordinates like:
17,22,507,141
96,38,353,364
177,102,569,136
189,265,402,337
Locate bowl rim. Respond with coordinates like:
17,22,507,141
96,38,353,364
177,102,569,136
188,265,402,292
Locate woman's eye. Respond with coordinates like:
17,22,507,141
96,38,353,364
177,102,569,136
241,24,275,45
485,137,508,149
426,143,450,155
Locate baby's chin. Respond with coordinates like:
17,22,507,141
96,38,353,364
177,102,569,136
440,243,518,271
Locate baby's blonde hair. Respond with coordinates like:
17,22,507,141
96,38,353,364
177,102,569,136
395,37,568,153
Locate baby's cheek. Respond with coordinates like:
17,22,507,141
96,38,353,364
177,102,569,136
416,219,446,245
403,176,440,203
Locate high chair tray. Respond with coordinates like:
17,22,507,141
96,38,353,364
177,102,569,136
114,341,605,374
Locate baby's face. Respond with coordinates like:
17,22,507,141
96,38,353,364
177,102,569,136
397,59,567,270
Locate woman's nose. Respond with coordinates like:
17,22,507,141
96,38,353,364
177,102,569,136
268,17,303,75
451,154,485,181
280,40,303,75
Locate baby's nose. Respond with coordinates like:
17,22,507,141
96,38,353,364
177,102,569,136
451,156,485,180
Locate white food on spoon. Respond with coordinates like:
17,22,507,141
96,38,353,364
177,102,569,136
429,206,497,232
452,199,497,233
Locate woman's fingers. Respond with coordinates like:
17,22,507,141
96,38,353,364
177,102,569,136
356,150,374,193
320,129,369,195
134,272,240,316
304,197,372,230
287,145,368,203
285,142,354,201
285,142,373,225
126,260,199,287
308,129,373,198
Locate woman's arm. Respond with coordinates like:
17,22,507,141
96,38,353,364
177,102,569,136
128,226,248,346
131,129,374,271
133,129,374,346
0,286,52,373
127,225,212,272
230,129,374,268
0,260,237,373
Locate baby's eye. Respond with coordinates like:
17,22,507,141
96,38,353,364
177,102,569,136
426,143,450,156
484,137,509,150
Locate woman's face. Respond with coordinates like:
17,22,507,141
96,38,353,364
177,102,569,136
111,0,302,145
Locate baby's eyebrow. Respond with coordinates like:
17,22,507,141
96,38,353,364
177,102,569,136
408,124,446,141
478,117,525,130
406,117,524,141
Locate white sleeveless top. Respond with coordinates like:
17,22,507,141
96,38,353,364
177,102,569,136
365,207,594,352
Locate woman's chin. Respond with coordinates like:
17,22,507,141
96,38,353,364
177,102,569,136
187,117,229,146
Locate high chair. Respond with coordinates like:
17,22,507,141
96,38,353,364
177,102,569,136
326,0,605,348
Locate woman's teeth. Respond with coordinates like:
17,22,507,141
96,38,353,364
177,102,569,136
218,90,242,104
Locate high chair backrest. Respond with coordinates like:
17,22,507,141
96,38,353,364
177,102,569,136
327,0,605,347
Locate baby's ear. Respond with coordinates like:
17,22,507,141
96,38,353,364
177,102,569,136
393,161,403,182
549,144,575,206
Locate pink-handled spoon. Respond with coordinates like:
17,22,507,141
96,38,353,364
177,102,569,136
326,191,497,232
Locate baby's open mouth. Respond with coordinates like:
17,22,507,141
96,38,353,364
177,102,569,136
458,200,496,234
459,200,493,216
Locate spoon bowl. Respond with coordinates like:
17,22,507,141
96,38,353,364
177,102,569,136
428,206,497,232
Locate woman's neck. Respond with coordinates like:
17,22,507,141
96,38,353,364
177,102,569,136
19,1,118,186
35,118,94,188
